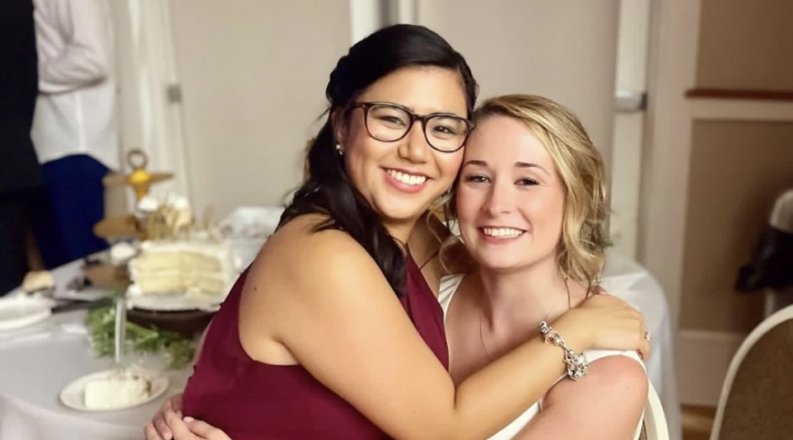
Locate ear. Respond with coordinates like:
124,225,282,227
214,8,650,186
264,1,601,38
331,109,348,147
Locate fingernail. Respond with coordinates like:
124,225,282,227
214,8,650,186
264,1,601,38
183,416,195,423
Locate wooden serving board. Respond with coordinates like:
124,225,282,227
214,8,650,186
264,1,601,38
93,215,145,240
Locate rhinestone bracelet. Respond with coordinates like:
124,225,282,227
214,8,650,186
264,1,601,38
539,320,589,381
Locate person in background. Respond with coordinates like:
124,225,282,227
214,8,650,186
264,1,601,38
0,0,43,295
29,0,119,268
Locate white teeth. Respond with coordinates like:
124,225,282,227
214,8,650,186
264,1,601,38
387,169,427,186
482,227,524,238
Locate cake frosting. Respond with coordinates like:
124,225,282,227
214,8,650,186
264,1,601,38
129,240,234,296
109,242,138,265
83,370,152,410
21,271,54,293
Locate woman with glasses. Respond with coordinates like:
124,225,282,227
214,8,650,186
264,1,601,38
145,25,648,440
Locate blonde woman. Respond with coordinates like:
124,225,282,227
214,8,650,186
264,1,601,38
438,94,648,439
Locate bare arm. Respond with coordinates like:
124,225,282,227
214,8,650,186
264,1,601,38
514,356,648,440
147,216,649,440
234,217,648,440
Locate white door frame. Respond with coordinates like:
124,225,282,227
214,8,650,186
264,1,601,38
640,0,702,336
641,0,793,405
610,0,652,258
111,0,190,199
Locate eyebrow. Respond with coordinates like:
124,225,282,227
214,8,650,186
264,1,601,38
515,161,549,174
462,159,549,174
368,101,465,118
462,159,488,168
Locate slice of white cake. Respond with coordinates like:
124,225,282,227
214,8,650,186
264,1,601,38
129,240,234,296
83,370,152,410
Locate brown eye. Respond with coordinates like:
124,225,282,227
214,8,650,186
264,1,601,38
516,178,539,186
465,174,489,183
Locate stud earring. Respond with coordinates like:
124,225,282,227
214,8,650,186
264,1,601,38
335,143,343,155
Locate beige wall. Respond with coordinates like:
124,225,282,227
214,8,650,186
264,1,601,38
417,0,620,168
679,0,793,334
163,1,621,215
681,121,793,332
642,0,793,405
697,0,793,90
168,0,351,215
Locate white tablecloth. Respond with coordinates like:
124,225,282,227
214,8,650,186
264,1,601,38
1,253,681,440
602,250,682,440
0,261,190,440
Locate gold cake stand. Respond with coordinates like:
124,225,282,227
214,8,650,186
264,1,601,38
94,149,173,241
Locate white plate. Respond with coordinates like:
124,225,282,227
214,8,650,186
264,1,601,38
56,286,114,302
59,369,169,412
0,296,54,331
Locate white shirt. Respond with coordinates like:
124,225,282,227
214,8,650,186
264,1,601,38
31,0,119,169
438,274,644,440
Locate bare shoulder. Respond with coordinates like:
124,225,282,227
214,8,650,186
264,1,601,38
517,355,647,439
588,356,648,390
267,213,363,252
545,355,647,410
237,214,392,362
239,214,395,319
251,214,380,287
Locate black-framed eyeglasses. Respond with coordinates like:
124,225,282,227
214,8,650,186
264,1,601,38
349,101,474,153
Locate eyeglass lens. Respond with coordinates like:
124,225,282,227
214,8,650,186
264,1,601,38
365,103,469,151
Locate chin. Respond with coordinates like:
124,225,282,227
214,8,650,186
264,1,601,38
375,197,432,223
472,254,523,272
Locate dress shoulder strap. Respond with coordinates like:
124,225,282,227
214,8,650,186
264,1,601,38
437,273,465,321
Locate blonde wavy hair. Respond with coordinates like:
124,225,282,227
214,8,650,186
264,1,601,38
442,94,609,289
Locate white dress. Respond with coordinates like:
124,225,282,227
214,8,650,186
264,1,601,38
438,274,644,440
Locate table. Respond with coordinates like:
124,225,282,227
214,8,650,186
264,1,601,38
602,249,682,440
1,252,682,440
0,261,189,440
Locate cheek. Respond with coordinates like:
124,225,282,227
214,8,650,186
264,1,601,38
343,119,375,159
436,152,464,186
454,187,482,227
456,203,478,244
531,190,565,237
341,116,367,147
344,130,382,176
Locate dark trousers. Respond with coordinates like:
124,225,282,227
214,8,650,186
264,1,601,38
0,191,31,295
30,154,110,269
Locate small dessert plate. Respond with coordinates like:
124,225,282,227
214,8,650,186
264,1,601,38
0,295,54,331
59,369,169,412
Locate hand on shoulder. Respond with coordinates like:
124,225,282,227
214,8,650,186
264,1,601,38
554,293,650,358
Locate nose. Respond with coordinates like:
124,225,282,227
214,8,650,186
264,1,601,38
482,179,515,217
397,120,430,163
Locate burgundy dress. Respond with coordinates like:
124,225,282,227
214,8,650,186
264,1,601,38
182,255,448,439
